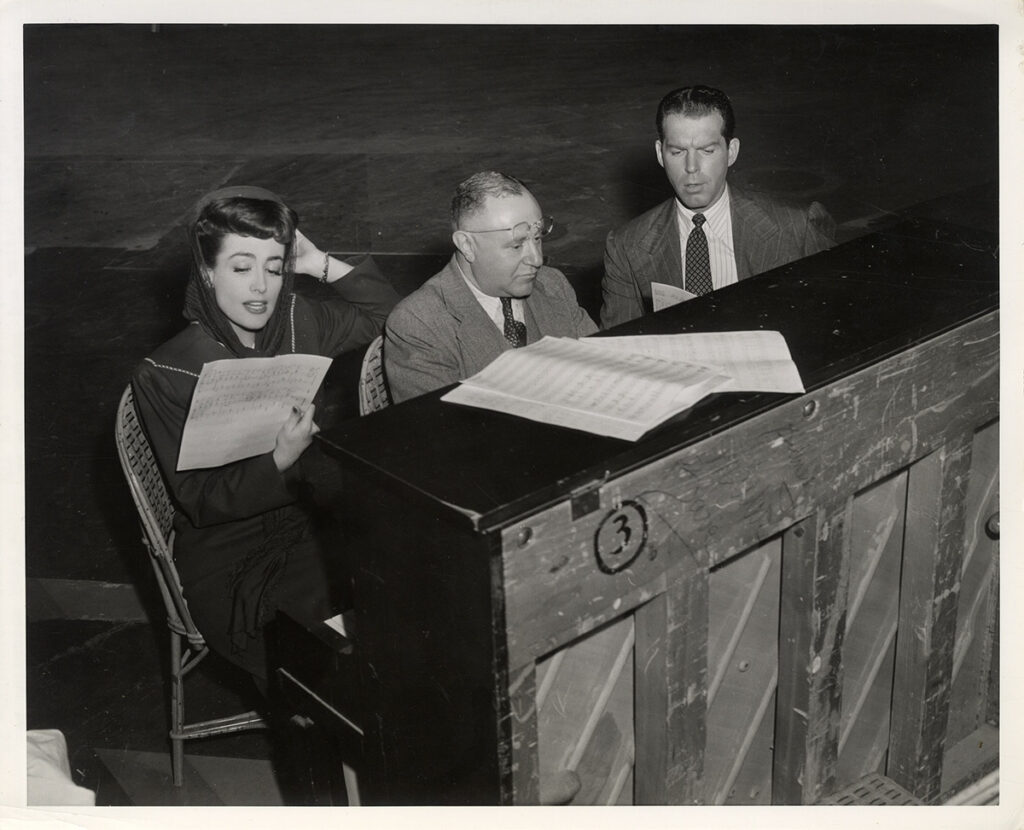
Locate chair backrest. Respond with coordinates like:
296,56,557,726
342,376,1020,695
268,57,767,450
358,334,391,416
114,385,204,647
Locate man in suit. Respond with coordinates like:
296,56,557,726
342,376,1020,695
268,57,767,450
385,170,598,403
601,84,836,329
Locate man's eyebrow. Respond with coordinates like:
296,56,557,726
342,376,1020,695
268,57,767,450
664,139,721,148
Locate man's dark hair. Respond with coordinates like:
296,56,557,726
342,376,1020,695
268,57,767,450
656,85,736,142
451,170,529,230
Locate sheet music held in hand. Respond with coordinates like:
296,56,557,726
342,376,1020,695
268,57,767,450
651,281,698,311
442,336,732,441
177,354,332,470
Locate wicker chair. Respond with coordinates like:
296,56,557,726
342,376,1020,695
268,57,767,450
114,385,267,787
357,335,391,415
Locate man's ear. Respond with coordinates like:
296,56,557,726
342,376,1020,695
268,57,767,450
452,230,475,262
655,139,665,170
727,137,740,167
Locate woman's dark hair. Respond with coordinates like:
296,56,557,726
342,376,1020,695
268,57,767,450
182,187,300,357
190,196,299,278
656,85,736,142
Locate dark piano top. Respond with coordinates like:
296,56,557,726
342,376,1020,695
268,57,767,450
318,214,999,533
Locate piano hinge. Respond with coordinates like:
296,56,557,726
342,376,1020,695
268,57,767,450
570,481,602,520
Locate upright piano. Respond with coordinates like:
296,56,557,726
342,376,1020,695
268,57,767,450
272,207,999,806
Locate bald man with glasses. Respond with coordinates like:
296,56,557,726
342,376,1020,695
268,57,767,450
384,170,597,403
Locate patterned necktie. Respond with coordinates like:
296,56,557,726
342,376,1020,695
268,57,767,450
685,213,713,296
500,296,527,348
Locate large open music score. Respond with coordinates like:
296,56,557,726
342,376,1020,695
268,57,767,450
274,210,999,806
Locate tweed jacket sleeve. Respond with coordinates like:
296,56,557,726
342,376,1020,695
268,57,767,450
601,224,646,330
383,288,471,404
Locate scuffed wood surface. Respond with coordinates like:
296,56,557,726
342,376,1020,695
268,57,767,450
774,506,850,804
495,312,995,804
500,312,997,668
836,474,907,784
946,422,999,743
705,539,780,805
889,438,973,801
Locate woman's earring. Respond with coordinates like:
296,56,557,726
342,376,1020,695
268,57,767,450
202,269,213,288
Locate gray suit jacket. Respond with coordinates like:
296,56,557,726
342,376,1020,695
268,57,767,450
384,256,598,403
600,186,836,328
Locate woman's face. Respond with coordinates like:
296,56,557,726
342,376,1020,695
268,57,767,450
205,233,286,347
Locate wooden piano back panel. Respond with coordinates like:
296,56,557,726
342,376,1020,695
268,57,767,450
501,311,999,674
496,311,997,805
529,534,785,808
835,472,907,784
946,421,999,743
704,539,781,805
534,614,635,805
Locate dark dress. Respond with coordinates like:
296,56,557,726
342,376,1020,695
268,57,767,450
132,256,397,679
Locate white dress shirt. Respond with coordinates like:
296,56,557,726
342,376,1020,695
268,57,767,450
675,185,738,291
456,259,525,329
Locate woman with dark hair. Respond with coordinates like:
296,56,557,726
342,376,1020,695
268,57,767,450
132,185,398,681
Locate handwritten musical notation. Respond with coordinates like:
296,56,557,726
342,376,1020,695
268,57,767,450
441,331,804,441
177,354,332,470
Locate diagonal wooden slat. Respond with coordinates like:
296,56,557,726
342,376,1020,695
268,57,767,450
705,541,780,804
714,667,778,805
707,554,773,707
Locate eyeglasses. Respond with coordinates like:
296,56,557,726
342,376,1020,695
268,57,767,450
461,216,555,246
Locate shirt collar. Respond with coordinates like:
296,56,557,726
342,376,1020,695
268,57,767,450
454,256,521,319
674,185,732,236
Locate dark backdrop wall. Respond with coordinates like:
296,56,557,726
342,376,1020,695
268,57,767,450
24,23,998,599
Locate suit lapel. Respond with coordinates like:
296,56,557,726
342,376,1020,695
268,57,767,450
523,273,566,344
436,258,510,376
642,199,684,288
730,187,779,279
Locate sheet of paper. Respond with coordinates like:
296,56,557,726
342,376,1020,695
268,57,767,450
442,336,731,441
177,353,332,471
651,281,698,311
583,330,805,393
324,610,356,639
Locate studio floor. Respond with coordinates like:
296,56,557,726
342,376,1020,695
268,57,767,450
20,22,999,806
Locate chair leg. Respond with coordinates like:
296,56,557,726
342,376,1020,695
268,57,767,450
342,763,360,806
170,630,185,787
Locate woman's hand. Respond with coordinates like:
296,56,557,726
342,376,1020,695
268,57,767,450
291,228,353,282
291,229,326,277
272,404,320,472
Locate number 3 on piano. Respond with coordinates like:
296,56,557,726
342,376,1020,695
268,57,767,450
593,500,648,574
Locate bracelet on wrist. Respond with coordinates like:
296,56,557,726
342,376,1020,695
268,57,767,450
319,251,330,283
